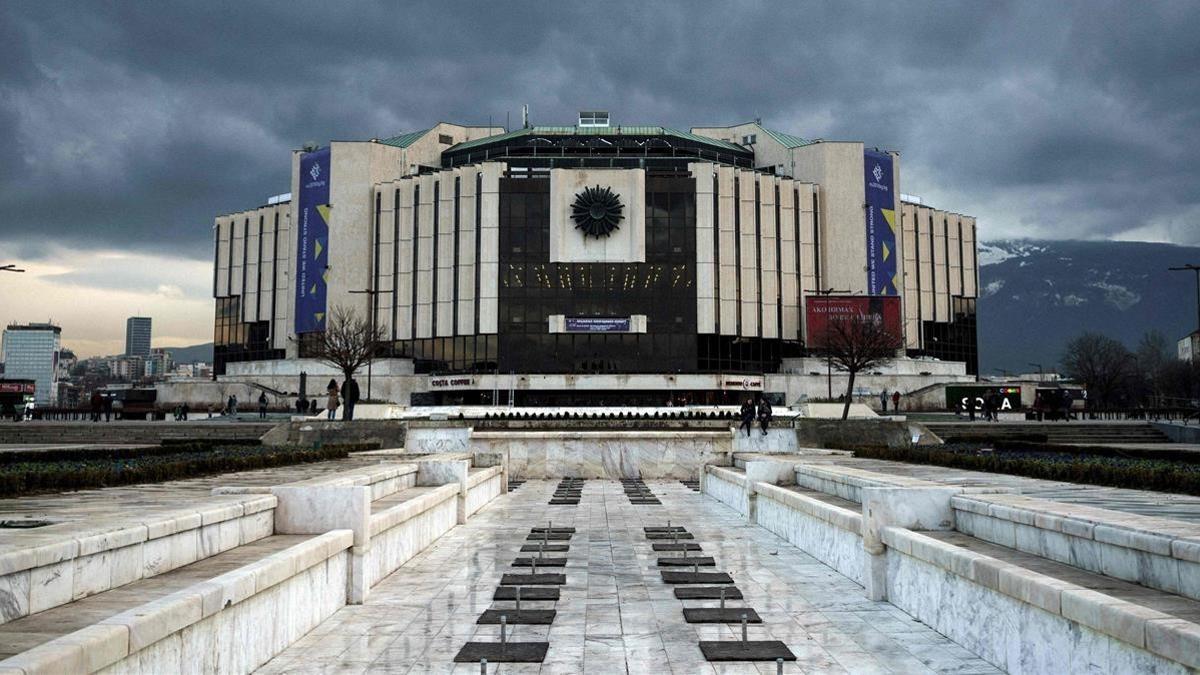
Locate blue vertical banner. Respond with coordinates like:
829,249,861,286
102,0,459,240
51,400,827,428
864,150,897,295
295,147,331,333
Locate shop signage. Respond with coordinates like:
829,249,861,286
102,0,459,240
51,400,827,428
945,385,1022,412
565,317,630,332
429,377,475,388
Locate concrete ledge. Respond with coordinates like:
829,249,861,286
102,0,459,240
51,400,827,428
754,483,862,535
369,485,459,537
1,530,353,674
882,527,1200,670
0,495,279,624
951,493,1200,601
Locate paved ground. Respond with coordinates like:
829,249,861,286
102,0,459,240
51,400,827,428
259,480,999,674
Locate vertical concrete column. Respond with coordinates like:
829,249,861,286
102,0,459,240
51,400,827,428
417,459,470,524
860,486,960,601
270,485,372,603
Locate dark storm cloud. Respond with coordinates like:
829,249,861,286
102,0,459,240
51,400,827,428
3,0,1200,261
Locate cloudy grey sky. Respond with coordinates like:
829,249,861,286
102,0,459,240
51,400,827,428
2,1,1199,355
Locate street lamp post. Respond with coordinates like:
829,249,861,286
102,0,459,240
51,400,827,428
1169,265,1200,335
348,287,392,401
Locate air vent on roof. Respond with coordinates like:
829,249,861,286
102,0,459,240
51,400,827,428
578,111,610,128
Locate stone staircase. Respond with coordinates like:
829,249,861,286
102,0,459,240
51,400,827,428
924,421,1172,445
0,422,279,445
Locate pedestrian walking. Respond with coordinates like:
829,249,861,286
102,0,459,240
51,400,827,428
738,399,755,437
757,398,773,436
230,395,238,417
892,390,901,412
181,403,189,421
258,392,268,419
103,395,113,422
880,389,889,413
90,391,102,422
342,377,360,421
326,379,340,421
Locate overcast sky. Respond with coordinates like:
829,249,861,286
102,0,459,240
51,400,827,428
2,1,1198,356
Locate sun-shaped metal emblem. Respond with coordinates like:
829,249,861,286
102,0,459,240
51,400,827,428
570,185,624,238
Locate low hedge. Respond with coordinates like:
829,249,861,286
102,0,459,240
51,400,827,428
850,445,1200,496
0,443,378,497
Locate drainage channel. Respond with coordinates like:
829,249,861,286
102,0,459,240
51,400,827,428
647,511,797,667
506,479,525,493
456,480,590,667
679,479,701,492
620,477,661,505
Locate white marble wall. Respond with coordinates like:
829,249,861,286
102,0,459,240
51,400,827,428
703,469,749,515
886,550,1190,675
366,494,457,587
754,490,865,585
465,472,502,516
100,550,348,675
953,498,1200,602
0,499,276,625
405,427,472,454
730,427,800,454
480,431,731,479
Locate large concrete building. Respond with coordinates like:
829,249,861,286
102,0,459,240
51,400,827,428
1,322,61,406
211,114,979,405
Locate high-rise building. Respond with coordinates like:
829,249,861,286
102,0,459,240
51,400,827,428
1,323,62,405
125,317,152,357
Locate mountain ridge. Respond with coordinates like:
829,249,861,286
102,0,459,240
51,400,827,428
976,239,1200,375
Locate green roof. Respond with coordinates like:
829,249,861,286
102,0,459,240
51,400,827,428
758,125,814,148
446,125,749,154
378,129,430,148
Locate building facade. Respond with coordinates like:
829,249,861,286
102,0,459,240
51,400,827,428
125,317,152,358
211,116,979,405
1,323,61,405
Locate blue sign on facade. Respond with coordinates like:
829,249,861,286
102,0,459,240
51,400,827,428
565,317,631,332
295,147,331,333
864,150,897,295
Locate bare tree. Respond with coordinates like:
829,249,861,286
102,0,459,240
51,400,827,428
1060,332,1135,408
309,305,385,384
823,314,903,420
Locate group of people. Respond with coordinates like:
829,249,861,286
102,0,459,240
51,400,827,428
323,377,361,420
88,391,114,421
878,389,902,413
963,390,1009,422
738,398,773,437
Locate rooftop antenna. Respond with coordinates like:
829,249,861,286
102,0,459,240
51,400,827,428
505,111,510,132
522,104,530,129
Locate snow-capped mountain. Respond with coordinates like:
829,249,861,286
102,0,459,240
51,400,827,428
976,240,1200,375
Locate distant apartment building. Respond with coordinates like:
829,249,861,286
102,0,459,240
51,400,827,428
144,348,173,378
125,317,152,357
1,323,62,405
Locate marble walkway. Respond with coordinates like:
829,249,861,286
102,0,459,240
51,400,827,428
258,480,999,674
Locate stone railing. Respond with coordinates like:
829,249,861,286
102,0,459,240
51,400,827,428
701,456,1200,673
